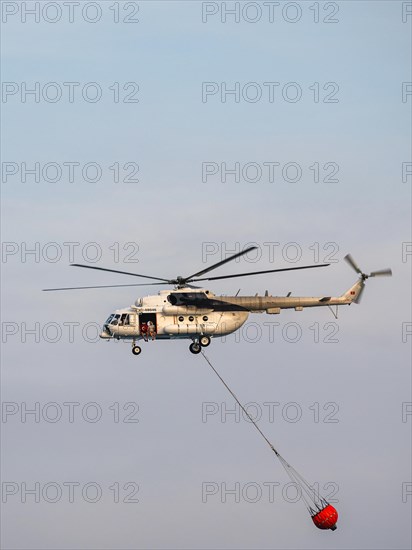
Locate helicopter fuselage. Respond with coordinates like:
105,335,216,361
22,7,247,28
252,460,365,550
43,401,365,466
99,282,361,344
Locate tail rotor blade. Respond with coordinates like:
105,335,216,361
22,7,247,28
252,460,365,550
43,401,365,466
344,254,362,274
369,269,392,277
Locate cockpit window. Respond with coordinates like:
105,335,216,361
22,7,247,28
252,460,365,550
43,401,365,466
108,313,131,326
118,313,129,326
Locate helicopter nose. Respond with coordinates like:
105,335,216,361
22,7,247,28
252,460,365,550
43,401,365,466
99,328,112,339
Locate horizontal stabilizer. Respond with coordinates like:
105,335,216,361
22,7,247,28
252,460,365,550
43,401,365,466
319,297,331,302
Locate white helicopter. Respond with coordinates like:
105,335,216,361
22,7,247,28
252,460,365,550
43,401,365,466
43,249,392,356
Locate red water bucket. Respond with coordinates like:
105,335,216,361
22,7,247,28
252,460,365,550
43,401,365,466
312,504,338,531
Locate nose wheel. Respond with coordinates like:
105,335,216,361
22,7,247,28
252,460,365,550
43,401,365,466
132,345,142,356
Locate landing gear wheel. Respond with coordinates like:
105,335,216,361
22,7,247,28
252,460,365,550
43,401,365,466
189,342,201,354
200,335,211,347
132,345,142,356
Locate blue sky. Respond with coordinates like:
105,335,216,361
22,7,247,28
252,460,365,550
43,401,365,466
1,1,411,549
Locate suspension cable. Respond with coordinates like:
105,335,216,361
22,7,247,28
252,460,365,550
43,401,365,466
200,350,323,513
201,350,279,455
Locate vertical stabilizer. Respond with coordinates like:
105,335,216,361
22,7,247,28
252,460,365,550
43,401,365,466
341,279,364,304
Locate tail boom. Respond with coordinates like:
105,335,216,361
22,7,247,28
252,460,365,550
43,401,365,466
207,279,364,313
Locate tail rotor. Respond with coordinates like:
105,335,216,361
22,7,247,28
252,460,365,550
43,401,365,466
344,254,392,304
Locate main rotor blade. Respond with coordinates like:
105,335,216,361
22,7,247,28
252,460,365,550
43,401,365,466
184,246,258,281
344,254,362,274
71,264,170,282
369,268,392,277
43,282,169,291
190,263,330,282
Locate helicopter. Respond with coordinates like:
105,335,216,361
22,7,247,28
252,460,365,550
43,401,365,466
43,248,392,356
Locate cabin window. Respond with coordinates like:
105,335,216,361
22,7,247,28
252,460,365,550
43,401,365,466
188,315,194,322
203,316,208,321
178,316,184,322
